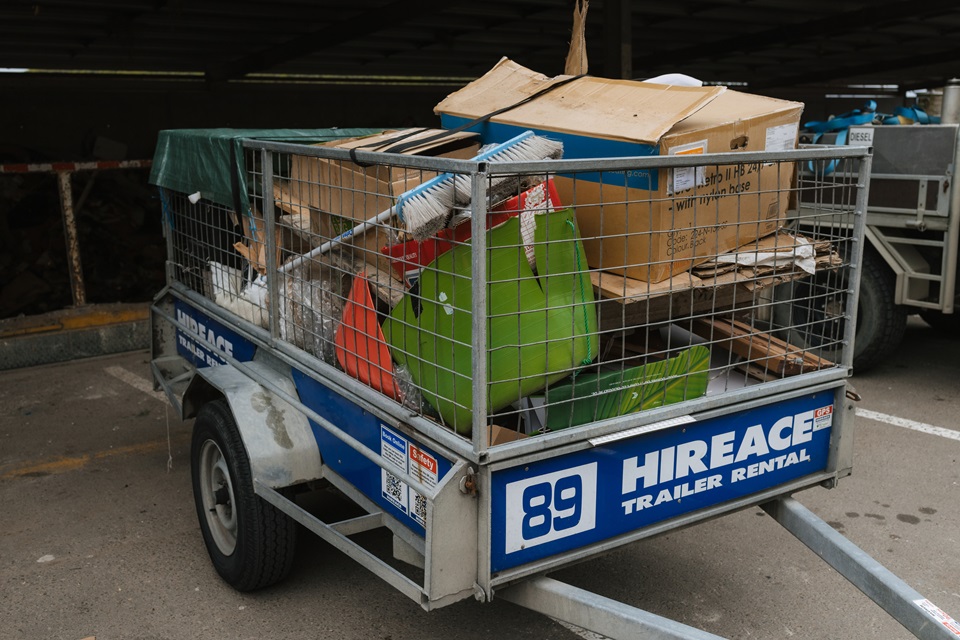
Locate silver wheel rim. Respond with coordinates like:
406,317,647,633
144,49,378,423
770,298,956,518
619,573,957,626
199,439,238,556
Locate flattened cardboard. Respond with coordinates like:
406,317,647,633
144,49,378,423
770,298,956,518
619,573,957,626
591,232,840,329
289,128,479,223
435,57,724,145
234,207,279,275
288,129,479,276
488,424,527,446
435,59,803,283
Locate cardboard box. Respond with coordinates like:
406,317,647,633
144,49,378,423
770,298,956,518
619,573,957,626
286,129,479,277
289,128,480,224
488,424,527,446
435,58,803,283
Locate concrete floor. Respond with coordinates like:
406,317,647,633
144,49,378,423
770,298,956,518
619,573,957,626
1,318,958,640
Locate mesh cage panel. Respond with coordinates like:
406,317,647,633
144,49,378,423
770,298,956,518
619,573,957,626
162,142,866,450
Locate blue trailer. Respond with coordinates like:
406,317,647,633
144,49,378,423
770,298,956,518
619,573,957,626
149,130,958,639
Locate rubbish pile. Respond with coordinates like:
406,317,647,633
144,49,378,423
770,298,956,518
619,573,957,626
155,57,847,443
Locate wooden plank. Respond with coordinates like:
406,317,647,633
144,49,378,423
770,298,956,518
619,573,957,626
274,181,322,246
691,317,832,376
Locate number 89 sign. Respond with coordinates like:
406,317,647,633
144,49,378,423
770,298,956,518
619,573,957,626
504,463,598,554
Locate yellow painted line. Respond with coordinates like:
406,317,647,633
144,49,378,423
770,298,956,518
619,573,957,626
0,433,191,480
0,305,149,339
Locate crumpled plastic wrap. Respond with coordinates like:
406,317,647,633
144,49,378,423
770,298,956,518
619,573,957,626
393,363,424,414
280,261,352,365
208,261,270,328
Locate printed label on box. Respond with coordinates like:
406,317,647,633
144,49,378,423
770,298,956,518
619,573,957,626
765,123,799,152
669,140,707,194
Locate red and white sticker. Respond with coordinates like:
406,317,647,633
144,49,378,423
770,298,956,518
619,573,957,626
915,599,960,636
408,444,438,490
408,444,438,527
813,405,834,431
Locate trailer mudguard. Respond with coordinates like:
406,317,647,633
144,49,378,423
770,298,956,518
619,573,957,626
183,361,324,489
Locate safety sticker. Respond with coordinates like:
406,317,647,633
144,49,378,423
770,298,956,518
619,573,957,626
813,405,834,431
408,444,438,527
380,425,438,527
915,599,960,636
380,425,409,514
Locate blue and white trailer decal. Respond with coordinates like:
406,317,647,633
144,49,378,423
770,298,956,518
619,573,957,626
491,391,836,572
292,370,454,536
174,300,256,367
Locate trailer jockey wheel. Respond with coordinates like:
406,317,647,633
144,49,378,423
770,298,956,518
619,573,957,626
191,399,297,591
774,248,906,372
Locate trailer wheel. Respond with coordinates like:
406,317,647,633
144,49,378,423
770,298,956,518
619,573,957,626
191,399,297,591
774,249,906,372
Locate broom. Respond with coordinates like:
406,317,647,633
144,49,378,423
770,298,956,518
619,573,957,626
279,131,562,273
397,130,563,240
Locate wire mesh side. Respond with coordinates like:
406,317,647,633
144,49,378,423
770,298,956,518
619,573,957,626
162,144,866,452
481,155,862,441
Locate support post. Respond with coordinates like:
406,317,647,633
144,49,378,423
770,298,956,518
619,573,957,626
56,171,87,306
603,0,632,79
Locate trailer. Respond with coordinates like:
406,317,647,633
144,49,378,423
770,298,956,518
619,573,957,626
149,130,959,639
792,84,960,370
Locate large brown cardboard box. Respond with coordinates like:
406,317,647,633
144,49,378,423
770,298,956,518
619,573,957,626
289,128,480,225
435,59,803,283
287,129,479,278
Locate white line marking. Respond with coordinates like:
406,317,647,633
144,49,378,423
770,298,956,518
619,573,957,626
856,408,960,442
104,366,168,403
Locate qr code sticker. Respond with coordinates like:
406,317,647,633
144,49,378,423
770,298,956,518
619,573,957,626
413,491,427,526
383,471,406,511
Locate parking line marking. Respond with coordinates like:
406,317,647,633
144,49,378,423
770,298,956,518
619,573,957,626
0,434,190,480
856,408,960,442
104,366,168,402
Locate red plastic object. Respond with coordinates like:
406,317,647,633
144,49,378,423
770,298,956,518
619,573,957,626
335,272,401,401
382,179,562,285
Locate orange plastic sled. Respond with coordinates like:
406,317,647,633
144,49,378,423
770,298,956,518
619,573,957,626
335,271,401,401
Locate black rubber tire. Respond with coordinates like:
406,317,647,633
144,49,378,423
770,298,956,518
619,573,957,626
852,249,908,371
773,248,906,372
919,308,960,334
191,400,297,591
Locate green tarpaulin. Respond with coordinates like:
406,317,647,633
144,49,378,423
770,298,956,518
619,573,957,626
149,128,383,209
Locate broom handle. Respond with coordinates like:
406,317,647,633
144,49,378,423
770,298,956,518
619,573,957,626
278,204,396,275
278,130,541,274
